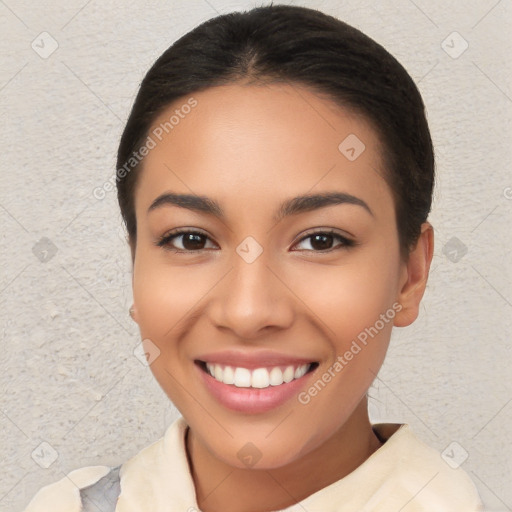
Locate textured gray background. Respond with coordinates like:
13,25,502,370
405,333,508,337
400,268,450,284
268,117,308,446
1,0,511,511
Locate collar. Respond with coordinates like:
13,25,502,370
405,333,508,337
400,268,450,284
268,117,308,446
118,416,411,511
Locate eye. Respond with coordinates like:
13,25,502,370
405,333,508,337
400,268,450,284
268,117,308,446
292,230,355,252
156,229,218,252
156,228,355,253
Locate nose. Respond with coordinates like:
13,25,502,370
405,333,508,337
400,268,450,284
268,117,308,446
207,250,295,340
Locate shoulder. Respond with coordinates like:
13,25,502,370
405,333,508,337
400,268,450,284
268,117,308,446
23,417,189,512
371,423,484,511
23,465,111,512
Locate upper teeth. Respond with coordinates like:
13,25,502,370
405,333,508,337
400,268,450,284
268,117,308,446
205,363,311,388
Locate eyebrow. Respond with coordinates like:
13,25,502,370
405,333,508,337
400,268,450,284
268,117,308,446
148,191,373,222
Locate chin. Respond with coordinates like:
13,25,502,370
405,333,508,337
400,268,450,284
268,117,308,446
204,426,322,471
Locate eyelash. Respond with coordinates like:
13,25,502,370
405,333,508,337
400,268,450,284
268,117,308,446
156,228,356,253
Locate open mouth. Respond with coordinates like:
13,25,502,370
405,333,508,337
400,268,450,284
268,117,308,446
196,360,319,389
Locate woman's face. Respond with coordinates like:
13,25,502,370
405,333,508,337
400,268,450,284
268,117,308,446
131,82,411,468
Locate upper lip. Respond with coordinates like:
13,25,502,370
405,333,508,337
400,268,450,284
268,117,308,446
195,349,317,369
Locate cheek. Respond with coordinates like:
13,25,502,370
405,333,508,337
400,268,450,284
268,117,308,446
293,253,399,343
293,257,398,427
131,251,198,406
132,251,207,340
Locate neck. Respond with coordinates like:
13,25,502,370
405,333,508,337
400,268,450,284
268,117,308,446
186,397,382,512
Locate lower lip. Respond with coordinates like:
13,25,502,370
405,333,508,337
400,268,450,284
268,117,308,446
197,364,315,414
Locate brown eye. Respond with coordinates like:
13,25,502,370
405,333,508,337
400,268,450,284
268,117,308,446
293,230,354,252
157,230,217,252
310,233,335,251
181,233,207,250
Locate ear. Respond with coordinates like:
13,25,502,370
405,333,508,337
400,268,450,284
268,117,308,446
129,304,140,324
393,222,434,327
128,237,138,323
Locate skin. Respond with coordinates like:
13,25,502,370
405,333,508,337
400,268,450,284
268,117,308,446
129,82,434,512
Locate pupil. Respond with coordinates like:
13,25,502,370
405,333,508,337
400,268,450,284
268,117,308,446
312,234,332,250
183,233,205,250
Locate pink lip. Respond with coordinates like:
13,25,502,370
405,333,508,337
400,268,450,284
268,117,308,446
195,349,315,369
195,361,317,414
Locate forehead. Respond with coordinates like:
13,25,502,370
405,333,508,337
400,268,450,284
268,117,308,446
134,82,392,218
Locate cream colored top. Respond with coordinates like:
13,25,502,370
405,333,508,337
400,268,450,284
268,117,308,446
24,416,484,512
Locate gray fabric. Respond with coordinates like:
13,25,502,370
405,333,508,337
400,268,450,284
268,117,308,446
80,465,121,512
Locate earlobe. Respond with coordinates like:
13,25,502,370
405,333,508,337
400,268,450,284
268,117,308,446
393,222,434,327
129,304,139,323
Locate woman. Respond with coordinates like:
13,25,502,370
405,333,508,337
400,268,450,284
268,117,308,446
25,4,483,511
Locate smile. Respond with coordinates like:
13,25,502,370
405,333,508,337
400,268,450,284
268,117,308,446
195,358,319,414
204,362,314,388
